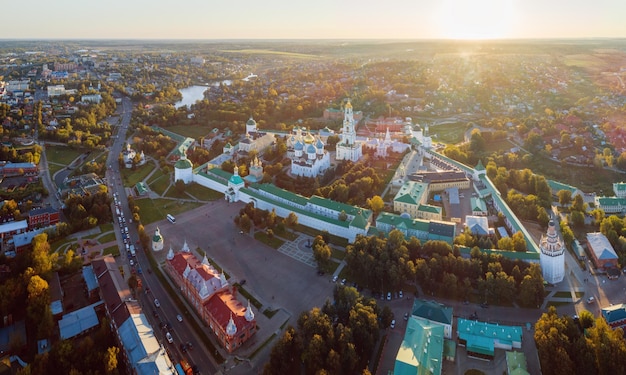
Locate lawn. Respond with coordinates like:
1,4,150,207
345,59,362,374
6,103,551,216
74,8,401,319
50,238,74,253
45,145,85,166
48,163,65,177
184,182,224,201
102,245,120,257
331,247,346,260
100,223,114,233
431,122,466,144
97,232,117,243
149,174,170,196
147,168,167,185
135,198,203,225
553,291,573,299
120,163,155,187
165,125,212,140
254,231,285,249
528,156,619,194
484,138,516,153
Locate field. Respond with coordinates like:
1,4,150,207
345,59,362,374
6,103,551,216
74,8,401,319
183,182,224,201
165,125,212,140
220,49,322,60
484,138,516,153
135,198,203,225
431,122,466,144
120,163,155,187
45,145,84,166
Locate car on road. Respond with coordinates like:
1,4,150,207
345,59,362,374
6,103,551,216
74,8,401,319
129,259,134,266
165,332,173,344
154,299,160,308
390,319,396,329
186,341,193,350
587,296,595,304
176,314,183,322
332,275,338,283
403,313,409,321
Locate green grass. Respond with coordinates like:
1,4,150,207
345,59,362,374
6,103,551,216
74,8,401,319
330,248,346,260
50,238,74,253
431,122,466,144
97,232,117,243
325,260,341,274
165,125,211,139
45,145,85,165
165,186,189,199
233,283,262,310
120,163,155,187
547,301,572,308
184,182,224,201
464,370,486,375
100,223,113,233
135,198,203,225
295,224,349,247
483,138,516,153
149,174,170,196
553,291,573,298
575,291,585,298
254,231,285,249
273,227,298,241
48,163,65,177
102,245,120,257
263,308,279,319
147,168,167,185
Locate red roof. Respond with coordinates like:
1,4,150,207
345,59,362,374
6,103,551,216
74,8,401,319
203,291,254,333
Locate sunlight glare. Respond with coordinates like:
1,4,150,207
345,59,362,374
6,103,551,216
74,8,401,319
436,0,517,40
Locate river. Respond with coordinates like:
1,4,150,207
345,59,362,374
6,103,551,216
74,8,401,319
175,80,234,109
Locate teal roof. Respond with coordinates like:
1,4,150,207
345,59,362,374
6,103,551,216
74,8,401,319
548,180,577,194
471,197,487,212
475,159,485,171
613,182,626,191
394,317,444,375
602,303,626,324
135,182,148,195
457,318,522,357
411,299,453,325
597,197,626,206
229,174,244,185
395,194,418,204
457,246,540,261
418,204,441,214
377,212,430,232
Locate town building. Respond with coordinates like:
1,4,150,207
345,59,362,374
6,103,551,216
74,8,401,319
245,157,264,184
456,319,522,360
594,196,626,214
122,143,146,169
238,118,276,154
465,215,490,236
163,249,257,352
335,100,364,162
394,316,445,375
287,127,330,178
375,212,456,244
92,256,173,374
613,182,626,198
410,299,454,339
27,206,60,229
539,220,565,284
601,304,626,331
393,181,442,220
586,232,619,271
0,161,38,177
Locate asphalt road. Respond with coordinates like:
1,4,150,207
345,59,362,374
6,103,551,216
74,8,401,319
105,97,217,374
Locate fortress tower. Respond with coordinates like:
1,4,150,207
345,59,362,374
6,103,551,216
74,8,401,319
540,220,565,284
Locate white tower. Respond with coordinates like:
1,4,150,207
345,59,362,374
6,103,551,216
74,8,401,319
540,220,565,284
336,100,363,162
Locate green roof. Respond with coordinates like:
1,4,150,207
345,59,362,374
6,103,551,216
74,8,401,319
394,181,428,206
395,194,418,205
614,182,626,191
394,317,444,375
411,299,453,325
471,197,487,212
377,212,430,232
229,174,244,185
475,159,485,171
506,352,529,375
207,167,233,181
597,197,626,206
308,195,371,218
174,158,193,169
135,182,148,195
457,246,540,260
349,211,368,229
548,180,577,194
418,204,441,214
257,183,309,206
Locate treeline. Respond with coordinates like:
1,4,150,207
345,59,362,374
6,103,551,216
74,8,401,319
315,160,383,206
455,227,527,252
345,231,545,307
132,125,177,159
535,307,626,375
264,286,382,375
0,144,42,165
63,190,112,232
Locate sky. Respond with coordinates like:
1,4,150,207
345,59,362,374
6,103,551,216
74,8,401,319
5,0,626,40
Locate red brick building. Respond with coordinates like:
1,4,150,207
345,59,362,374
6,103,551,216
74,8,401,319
27,207,60,229
164,250,256,352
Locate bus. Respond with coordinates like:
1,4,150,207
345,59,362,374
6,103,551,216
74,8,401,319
166,214,176,224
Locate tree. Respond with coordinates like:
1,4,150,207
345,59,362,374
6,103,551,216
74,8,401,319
239,214,251,233
313,239,332,271
174,179,186,194
285,212,298,233
366,195,385,216
557,190,572,208
104,346,119,374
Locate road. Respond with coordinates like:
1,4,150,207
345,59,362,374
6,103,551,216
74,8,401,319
105,97,217,374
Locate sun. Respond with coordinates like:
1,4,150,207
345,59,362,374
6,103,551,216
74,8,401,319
435,0,517,40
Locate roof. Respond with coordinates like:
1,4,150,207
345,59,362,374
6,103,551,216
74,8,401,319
13,226,52,248
28,206,58,217
82,265,99,292
203,290,256,335
587,232,618,260
135,182,149,195
471,197,487,212
349,211,369,229
458,246,540,261
411,299,453,325
602,304,626,324
613,182,626,191
457,318,523,356
394,316,444,375
394,181,428,206
175,158,193,169
506,351,530,375
229,174,244,185
548,180,578,194
118,313,171,374
58,302,101,339
258,183,309,206
0,321,26,353
466,216,489,236
308,195,371,218
596,196,626,206
0,219,28,234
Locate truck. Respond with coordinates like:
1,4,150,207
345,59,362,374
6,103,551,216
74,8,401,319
129,244,136,257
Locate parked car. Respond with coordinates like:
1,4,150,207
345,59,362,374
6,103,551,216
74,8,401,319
332,275,338,283
390,319,396,329
387,292,392,301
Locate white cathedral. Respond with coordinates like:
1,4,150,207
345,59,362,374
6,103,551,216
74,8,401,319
335,100,363,162
287,127,331,178
539,220,565,284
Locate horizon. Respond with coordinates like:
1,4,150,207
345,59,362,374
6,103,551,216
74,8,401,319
6,0,626,41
